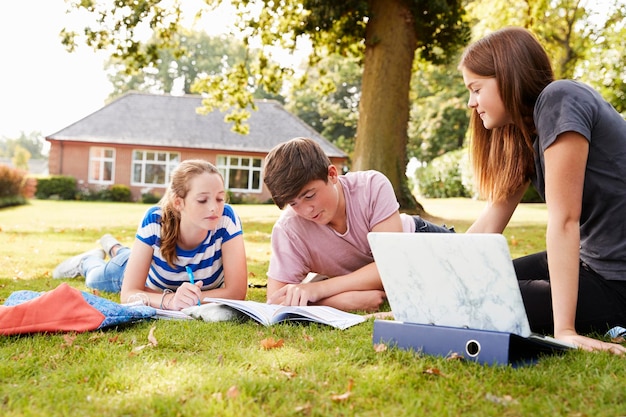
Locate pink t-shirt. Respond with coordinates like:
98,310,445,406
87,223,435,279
267,170,415,283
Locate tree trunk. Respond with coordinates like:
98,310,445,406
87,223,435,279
353,0,422,213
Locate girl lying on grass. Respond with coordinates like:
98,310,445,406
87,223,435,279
53,159,248,310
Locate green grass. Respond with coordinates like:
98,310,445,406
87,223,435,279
1,199,624,417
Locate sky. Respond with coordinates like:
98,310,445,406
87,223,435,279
0,0,250,141
6,1,617,143
0,1,113,139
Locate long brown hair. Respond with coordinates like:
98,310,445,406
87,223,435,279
159,159,223,267
459,27,554,201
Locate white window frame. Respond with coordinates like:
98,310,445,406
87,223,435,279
216,155,263,193
130,150,180,187
88,147,115,185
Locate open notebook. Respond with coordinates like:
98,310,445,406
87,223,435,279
368,232,574,348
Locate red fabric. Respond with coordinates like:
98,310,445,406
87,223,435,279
0,283,105,335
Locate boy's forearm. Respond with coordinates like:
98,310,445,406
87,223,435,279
313,290,386,312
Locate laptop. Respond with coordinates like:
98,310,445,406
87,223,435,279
368,232,573,348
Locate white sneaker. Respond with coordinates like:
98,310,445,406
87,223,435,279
99,234,122,257
52,248,105,279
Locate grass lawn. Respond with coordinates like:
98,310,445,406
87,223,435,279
1,199,624,417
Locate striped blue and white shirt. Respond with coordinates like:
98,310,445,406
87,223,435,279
136,204,243,292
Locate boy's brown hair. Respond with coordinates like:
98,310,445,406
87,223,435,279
263,137,332,209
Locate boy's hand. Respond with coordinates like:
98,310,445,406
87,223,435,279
268,283,318,306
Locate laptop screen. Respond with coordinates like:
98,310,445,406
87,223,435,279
368,232,532,337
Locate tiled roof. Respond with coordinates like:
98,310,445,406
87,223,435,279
46,92,346,158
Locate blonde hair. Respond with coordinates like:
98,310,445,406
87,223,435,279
159,159,223,266
459,27,554,201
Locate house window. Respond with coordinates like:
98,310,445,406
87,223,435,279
131,150,180,186
89,147,115,184
216,155,263,193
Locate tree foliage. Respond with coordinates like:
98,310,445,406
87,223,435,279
105,30,249,98
285,53,361,160
0,131,46,159
409,0,626,165
62,0,470,211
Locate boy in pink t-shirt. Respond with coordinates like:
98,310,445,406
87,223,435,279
263,137,453,312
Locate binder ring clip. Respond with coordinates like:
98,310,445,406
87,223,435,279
465,339,481,357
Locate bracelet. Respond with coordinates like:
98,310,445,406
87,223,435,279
160,289,174,309
164,291,175,310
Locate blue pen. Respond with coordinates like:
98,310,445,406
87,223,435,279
185,266,201,306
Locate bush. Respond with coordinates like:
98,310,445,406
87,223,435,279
76,184,133,202
109,184,132,202
76,186,106,201
415,149,546,203
141,190,162,204
0,164,24,198
35,176,77,200
415,150,473,198
0,164,36,208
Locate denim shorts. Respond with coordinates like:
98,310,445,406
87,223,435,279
413,216,455,233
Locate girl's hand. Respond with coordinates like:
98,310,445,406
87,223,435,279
168,281,203,310
557,331,626,355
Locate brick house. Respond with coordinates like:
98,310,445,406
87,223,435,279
45,92,348,202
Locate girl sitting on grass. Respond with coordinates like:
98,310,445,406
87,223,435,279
459,27,626,354
53,159,248,310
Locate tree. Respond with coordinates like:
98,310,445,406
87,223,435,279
61,0,469,212
407,59,469,164
574,0,626,113
285,53,362,159
408,0,626,164
106,30,250,98
0,131,46,159
464,0,626,94
12,145,31,171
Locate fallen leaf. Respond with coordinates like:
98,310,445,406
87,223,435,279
294,402,312,414
260,337,284,350
280,368,297,379
61,334,77,348
148,325,158,347
226,385,239,399
331,378,354,402
373,343,387,353
446,352,464,361
132,344,149,353
423,367,446,377
485,393,518,405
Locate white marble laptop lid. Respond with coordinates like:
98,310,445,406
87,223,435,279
368,232,532,337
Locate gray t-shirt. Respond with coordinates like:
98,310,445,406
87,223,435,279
532,80,626,281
